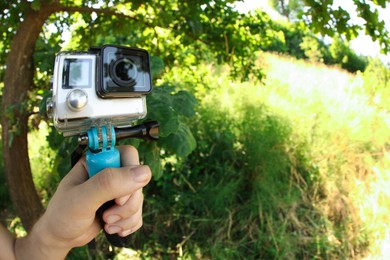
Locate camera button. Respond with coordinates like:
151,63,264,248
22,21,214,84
67,89,88,111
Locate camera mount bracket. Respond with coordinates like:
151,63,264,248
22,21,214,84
85,125,120,177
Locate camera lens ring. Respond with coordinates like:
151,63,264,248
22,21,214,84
109,57,138,87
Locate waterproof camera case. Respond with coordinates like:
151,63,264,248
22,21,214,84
47,46,158,248
47,45,152,136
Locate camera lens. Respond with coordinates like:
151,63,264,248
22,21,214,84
110,57,138,87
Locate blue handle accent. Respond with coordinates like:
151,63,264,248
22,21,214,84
86,148,120,177
86,125,120,177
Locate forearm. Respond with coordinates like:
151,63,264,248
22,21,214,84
14,217,70,260
0,223,17,260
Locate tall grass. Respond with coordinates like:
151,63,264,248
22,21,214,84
148,52,390,258
260,53,390,258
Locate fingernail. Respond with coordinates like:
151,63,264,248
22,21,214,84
106,225,122,234
133,166,150,183
106,215,121,224
120,229,133,237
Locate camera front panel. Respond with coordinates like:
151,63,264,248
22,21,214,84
98,46,152,98
51,52,147,136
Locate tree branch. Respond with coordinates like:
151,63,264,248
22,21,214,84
57,4,154,27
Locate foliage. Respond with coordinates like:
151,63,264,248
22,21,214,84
0,0,389,259
360,57,390,111
28,123,59,205
268,0,304,21
7,36,389,260
260,53,390,259
257,19,368,72
265,21,307,59
328,36,368,72
299,35,324,62
0,0,273,230
298,0,390,52
120,54,390,258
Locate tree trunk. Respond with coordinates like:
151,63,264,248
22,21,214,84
1,4,58,231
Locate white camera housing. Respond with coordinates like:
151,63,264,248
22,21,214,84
47,46,151,136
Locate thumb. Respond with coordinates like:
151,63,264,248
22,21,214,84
78,165,151,211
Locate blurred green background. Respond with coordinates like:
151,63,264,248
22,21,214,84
1,0,389,259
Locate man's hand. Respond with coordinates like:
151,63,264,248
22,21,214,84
15,145,151,260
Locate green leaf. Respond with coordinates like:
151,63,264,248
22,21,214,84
160,116,180,138
142,142,163,180
147,87,181,137
57,156,72,178
31,0,41,11
46,127,65,150
159,123,196,157
39,90,52,116
172,90,198,117
150,56,165,80
148,102,179,137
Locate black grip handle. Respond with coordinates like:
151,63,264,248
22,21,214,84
97,200,132,247
71,146,132,247
72,121,159,248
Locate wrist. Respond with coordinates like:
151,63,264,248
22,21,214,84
15,217,70,260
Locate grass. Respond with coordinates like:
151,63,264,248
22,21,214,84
156,51,390,258
260,53,390,258
28,122,58,205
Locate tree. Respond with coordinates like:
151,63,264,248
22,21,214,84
268,0,303,21
269,0,390,53
0,0,265,231
1,1,58,230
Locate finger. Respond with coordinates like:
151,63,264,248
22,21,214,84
105,222,142,236
59,158,89,187
114,166,141,206
78,165,151,211
118,219,143,237
117,145,140,166
115,194,131,206
103,189,144,222
104,206,143,235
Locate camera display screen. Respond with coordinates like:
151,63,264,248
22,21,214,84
62,59,92,89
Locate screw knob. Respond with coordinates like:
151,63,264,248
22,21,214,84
67,89,88,110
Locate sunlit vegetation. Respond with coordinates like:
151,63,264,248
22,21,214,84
1,0,389,259
21,53,390,259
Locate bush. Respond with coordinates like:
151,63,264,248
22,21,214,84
263,21,368,73
130,54,390,259
328,36,368,72
133,80,318,258
361,57,390,111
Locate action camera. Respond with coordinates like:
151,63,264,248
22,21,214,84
47,45,152,136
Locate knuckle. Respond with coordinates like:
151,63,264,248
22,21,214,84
97,168,116,193
126,145,138,155
123,195,143,217
129,203,140,216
